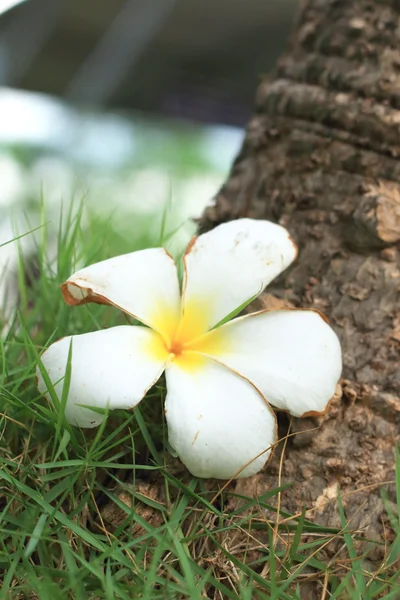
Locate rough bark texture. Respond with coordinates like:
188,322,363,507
202,0,400,548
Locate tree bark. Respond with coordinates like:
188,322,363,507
202,0,400,551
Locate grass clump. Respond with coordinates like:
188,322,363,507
0,201,399,599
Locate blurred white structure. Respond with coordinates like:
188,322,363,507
0,0,26,16
0,88,243,331
0,215,34,331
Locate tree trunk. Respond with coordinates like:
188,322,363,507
202,0,400,549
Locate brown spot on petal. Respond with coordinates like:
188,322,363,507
191,430,200,445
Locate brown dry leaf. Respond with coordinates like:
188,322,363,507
101,481,165,537
369,181,400,243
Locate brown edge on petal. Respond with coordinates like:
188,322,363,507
61,281,156,330
179,235,198,303
224,308,339,419
61,281,112,307
281,306,330,324
163,248,175,261
223,305,330,326
258,428,277,472
300,382,343,418
126,358,168,411
198,308,339,423
37,328,167,415
192,353,278,471
225,430,277,482
288,232,299,260
184,235,198,257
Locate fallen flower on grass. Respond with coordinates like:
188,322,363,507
36,218,342,479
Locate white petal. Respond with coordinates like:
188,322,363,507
195,309,342,417
181,219,297,332
61,249,181,341
165,357,276,479
36,326,167,428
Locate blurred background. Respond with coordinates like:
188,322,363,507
0,0,297,294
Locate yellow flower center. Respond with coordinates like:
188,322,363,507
146,297,229,370
169,338,184,356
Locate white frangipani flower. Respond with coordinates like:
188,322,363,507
36,219,342,479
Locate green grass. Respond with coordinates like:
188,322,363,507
0,202,399,599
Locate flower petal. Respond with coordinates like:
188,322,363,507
165,357,277,479
61,249,181,341
181,219,297,332
195,309,342,417
36,326,168,428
